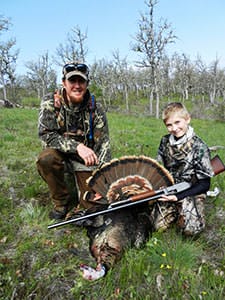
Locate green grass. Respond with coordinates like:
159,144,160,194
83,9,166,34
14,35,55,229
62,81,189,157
0,107,225,299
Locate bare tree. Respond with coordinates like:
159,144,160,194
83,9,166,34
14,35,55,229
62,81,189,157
207,57,223,104
0,16,19,101
55,26,88,66
131,0,177,118
112,50,131,111
171,53,195,101
91,59,115,107
158,55,172,100
194,55,208,103
25,52,57,99
0,15,10,31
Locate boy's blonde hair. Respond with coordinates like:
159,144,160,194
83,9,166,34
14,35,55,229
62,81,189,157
162,102,190,122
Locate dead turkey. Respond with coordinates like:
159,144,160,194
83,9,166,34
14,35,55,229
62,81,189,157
79,155,174,280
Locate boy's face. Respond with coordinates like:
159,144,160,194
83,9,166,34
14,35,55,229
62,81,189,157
164,113,190,138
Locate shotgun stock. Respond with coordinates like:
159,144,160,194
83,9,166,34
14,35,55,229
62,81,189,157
211,155,225,176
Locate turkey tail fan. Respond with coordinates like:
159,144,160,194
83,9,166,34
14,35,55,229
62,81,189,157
86,158,121,196
112,156,136,179
99,158,120,184
85,155,174,203
86,167,110,196
86,156,135,196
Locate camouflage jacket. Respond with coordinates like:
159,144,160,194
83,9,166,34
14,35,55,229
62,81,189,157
156,126,214,184
38,89,111,170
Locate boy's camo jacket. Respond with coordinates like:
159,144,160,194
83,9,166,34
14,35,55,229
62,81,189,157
157,134,214,183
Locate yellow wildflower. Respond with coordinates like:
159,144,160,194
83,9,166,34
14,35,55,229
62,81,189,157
201,291,207,295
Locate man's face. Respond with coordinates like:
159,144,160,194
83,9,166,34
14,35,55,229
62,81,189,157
165,113,190,138
63,76,88,104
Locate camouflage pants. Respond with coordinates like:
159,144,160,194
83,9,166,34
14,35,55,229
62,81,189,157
150,194,206,236
36,148,94,210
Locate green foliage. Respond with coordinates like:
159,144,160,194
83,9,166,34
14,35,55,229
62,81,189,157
0,108,225,299
88,83,103,99
21,97,40,108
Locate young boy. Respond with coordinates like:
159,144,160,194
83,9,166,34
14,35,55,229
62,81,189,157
154,102,214,236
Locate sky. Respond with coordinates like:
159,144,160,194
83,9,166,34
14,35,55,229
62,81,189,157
1,0,225,79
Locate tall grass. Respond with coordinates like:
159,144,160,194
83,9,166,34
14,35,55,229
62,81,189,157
0,107,225,299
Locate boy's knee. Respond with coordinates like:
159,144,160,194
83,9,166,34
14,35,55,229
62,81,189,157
178,220,205,237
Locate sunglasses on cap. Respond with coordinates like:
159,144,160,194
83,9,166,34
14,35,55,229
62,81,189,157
63,63,89,76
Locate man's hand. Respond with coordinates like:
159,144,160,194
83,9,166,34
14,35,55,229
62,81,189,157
158,194,178,202
77,143,99,166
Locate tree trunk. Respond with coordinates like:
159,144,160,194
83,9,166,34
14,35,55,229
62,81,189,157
155,86,160,119
149,90,153,115
0,74,7,100
125,85,129,112
209,88,215,104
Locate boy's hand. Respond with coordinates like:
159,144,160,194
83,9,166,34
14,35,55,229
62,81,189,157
158,194,178,202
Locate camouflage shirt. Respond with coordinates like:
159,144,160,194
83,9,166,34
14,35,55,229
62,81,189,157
38,89,111,170
156,126,214,183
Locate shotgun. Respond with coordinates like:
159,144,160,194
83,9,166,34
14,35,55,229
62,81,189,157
48,181,191,229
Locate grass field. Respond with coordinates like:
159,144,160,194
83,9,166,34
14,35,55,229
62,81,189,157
0,107,225,300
